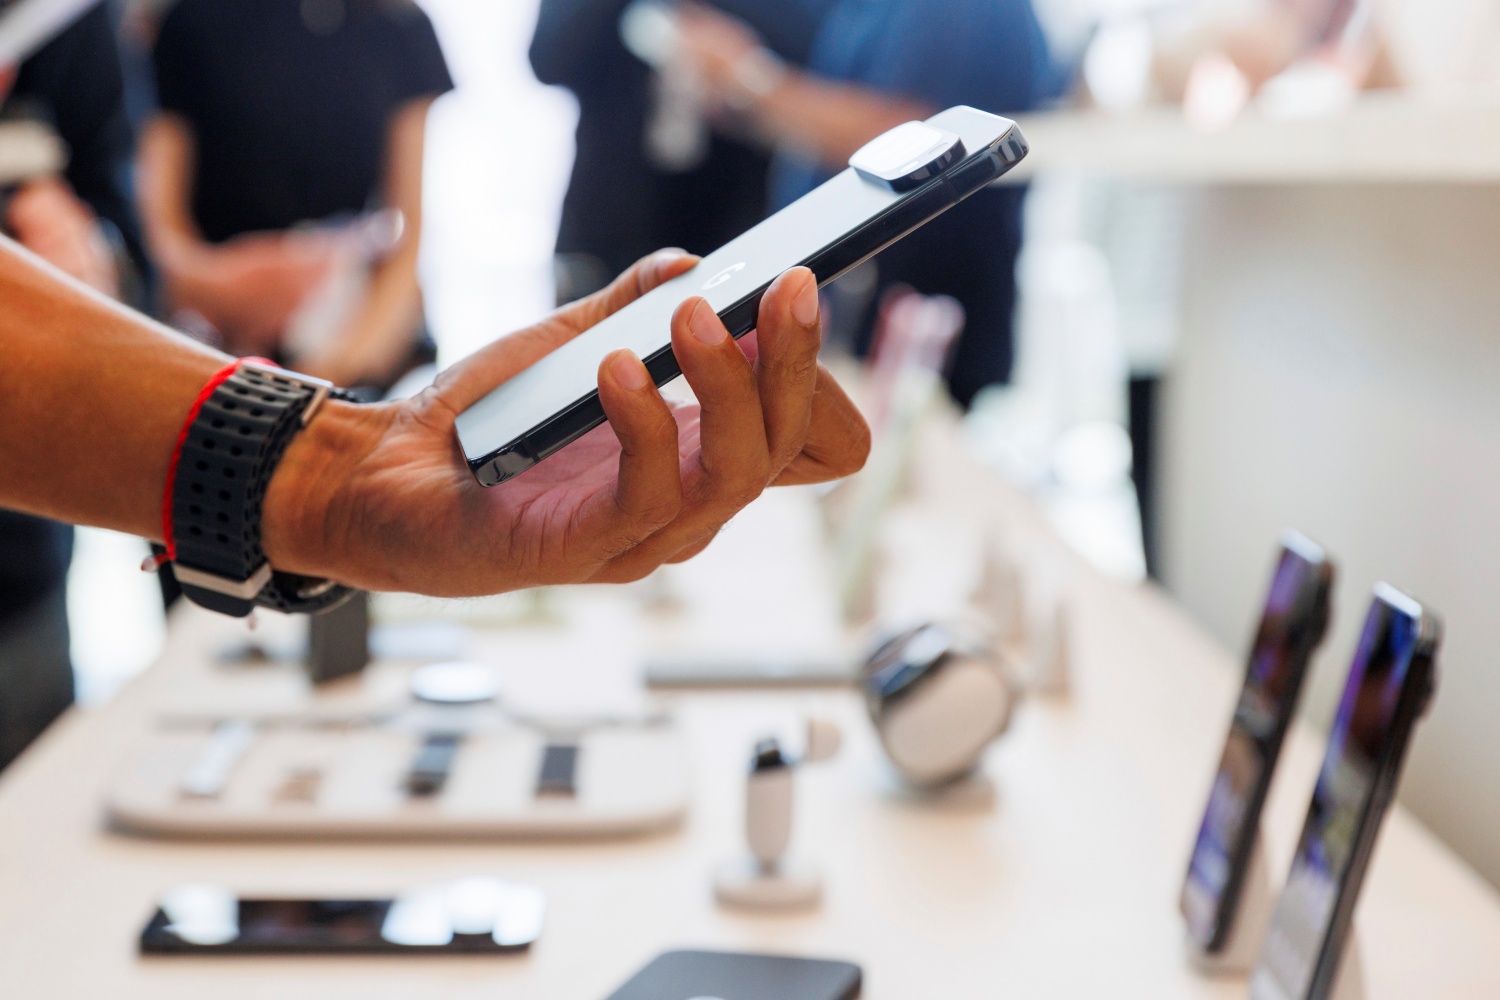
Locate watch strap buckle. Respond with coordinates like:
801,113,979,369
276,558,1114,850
171,560,274,601
239,359,334,426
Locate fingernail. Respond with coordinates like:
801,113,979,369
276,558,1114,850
612,351,649,390
791,270,819,326
689,299,727,346
649,249,693,283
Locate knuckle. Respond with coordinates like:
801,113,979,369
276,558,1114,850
640,490,683,529
789,353,820,384
834,421,873,476
596,560,657,585
840,425,876,476
719,476,766,512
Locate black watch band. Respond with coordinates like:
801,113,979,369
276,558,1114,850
169,360,357,618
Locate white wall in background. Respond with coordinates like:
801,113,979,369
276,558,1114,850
1159,182,1500,887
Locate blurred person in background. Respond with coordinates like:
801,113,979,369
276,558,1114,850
0,0,149,769
530,0,835,303
672,0,1055,408
136,0,452,392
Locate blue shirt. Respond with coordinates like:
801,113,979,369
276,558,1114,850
772,0,1053,208
770,0,1052,404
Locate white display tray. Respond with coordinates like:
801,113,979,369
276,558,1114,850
105,716,688,840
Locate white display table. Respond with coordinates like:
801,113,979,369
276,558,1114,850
1,420,1495,999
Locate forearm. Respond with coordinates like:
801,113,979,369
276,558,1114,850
0,237,223,537
0,235,386,581
752,74,934,168
136,116,216,308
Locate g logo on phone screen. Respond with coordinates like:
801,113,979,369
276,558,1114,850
701,262,746,290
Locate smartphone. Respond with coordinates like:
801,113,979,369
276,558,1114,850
140,879,545,955
455,105,1029,486
1182,532,1335,953
603,950,861,1000
1251,584,1441,1000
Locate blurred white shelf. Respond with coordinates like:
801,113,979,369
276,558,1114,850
1008,90,1500,184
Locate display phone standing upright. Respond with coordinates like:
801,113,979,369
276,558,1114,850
455,106,1029,486
1251,584,1441,1000
1182,532,1335,954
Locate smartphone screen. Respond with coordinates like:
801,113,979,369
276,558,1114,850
140,879,544,955
1251,586,1439,1000
1182,534,1333,952
454,106,1028,486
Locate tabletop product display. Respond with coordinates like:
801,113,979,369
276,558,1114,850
103,711,688,840
1,410,1496,998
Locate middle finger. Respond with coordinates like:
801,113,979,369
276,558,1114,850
587,296,775,581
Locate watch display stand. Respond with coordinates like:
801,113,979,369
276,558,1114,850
103,714,689,840
1026,590,1072,697
306,590,370,685
881,766,997,812
714,857,822,911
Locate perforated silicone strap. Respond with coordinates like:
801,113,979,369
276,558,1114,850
168,361,356,617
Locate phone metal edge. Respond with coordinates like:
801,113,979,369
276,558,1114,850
1298,589,1439,999
1188,543,1334,954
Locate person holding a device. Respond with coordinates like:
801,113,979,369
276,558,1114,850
0,233,869,611
455,106,1028,485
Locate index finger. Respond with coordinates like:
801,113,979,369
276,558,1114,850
752,267,822,474
433,249,698,416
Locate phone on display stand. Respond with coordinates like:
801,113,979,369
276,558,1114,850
1182,532,1335,954
455,105,1029,486
603,950,862,1000
1251,584,1441,1000
139,879,545,955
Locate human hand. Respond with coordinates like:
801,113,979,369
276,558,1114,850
6,177,119,297
263,250,871,596
171,231,339,354
673,2,780,115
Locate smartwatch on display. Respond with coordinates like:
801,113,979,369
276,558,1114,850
162,359,357,618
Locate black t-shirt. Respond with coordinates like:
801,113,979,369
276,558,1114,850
152,0,453,243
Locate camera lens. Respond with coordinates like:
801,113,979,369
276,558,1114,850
849,121,966,192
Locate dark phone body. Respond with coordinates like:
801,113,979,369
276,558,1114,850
1182,533,1335,953
1251,585,1441,1000
604,950,861,1000
455,106,1028,486
140,884,543,956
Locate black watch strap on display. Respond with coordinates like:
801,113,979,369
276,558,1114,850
168,360,357,618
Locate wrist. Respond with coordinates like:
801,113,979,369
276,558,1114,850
261,398,394,582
